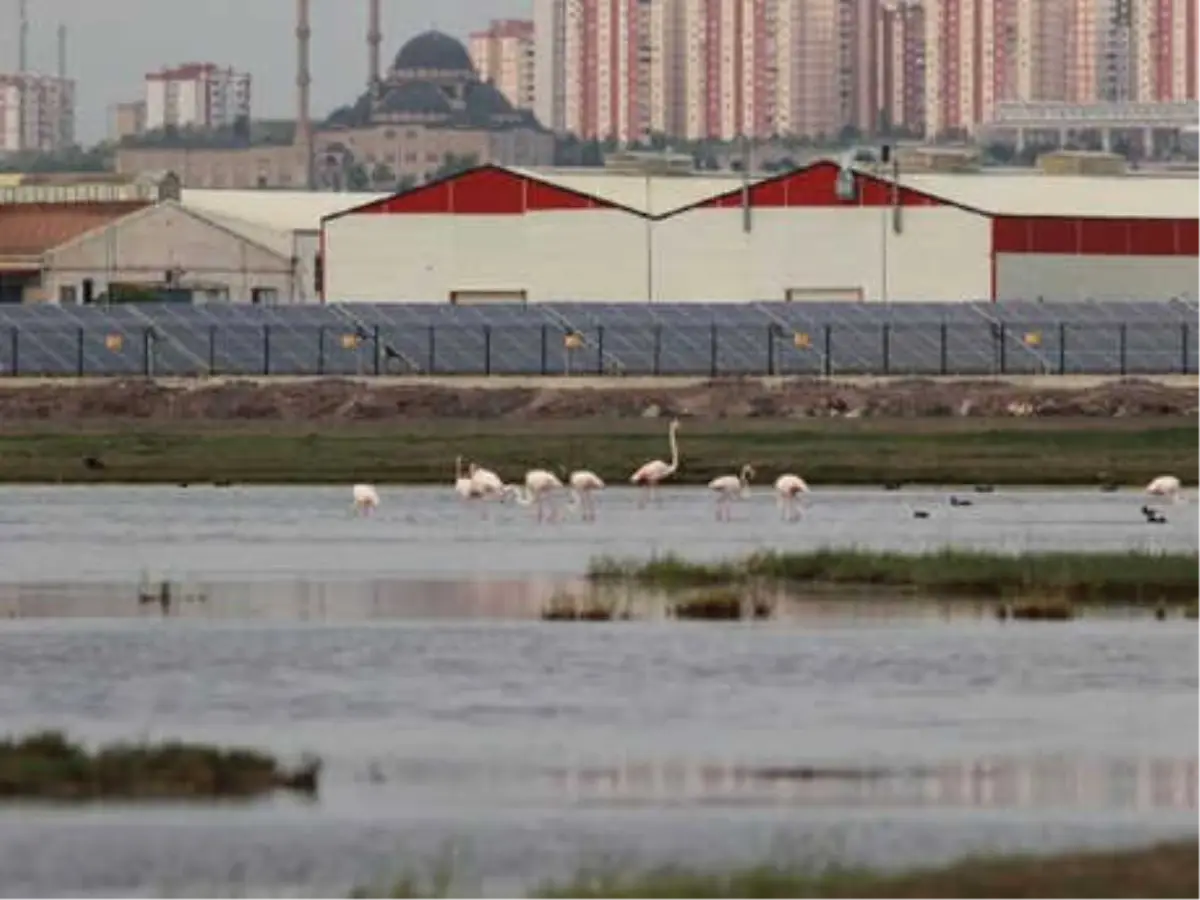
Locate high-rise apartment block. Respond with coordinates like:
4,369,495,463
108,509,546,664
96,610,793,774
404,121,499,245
144,63,251,132
0,73,76,154
531,0,1197,143
469,19,536,110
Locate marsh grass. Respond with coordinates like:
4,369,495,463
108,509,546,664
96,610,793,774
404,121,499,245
541,590,629,622
589,548,1199,606
531,839,1198,899
669,587,776,621
0,731,320,801
0,420,1193,486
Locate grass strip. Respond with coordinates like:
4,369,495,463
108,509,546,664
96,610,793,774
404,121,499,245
0,731,319,801
587,548,1200,605
0,420,1192,486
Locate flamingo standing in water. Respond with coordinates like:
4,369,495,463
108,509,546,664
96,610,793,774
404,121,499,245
467,462,508,517
774,473,810,521
708,464,755,521
352,483,380,515
454,456,479,502
566,469,605,521
507,468,565,522
630,419,680,508
1146,474,1184,503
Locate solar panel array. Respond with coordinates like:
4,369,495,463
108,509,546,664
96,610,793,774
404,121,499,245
0,300,1191,378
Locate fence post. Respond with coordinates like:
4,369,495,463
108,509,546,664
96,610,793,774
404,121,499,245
142,327,154,378
881,323,891,375
939,322,948,375
709,324,718,377
1118,323,1127,376
208,326,218,376
427,325,436,374
483,325,492,376
373,325,382,376
1182,323,1190,375
766,326,776,376
596,326,605,375
822,325,832,377
998,323,1007,375
317,326,326,376
76,327,85,377
653,325,662,375
262,325,271,376
1058,322,1067,375
9,327,17,376
539,324,548,376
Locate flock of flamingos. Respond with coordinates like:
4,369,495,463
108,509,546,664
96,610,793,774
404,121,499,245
348,418,1187,524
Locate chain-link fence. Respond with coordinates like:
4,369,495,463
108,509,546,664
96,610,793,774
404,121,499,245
1,320,1194,377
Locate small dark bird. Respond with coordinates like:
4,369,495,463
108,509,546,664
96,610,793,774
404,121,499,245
82,456,105,471
883,481,903,491
1141,505,1167,524
1099,484,1120,493
913,510,930,519
949,496,973,507
973,484,995,494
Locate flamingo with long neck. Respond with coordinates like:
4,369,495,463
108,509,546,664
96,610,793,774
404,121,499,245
708,464,754,522
629,419,680,508
507,468,563,523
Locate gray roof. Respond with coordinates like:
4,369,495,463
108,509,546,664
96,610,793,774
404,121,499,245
394,31,473,73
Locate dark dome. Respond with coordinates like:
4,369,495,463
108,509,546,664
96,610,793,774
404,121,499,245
464,81,515,119
394,31,473,73
381,80,453,115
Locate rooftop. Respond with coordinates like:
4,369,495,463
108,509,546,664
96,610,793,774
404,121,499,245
0,201,149,262
505,166,765,216
181,189,388,233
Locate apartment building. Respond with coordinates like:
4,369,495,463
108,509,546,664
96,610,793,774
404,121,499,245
877,0,925,133
469,19,536,110
0,73,76,154
144,63,251,131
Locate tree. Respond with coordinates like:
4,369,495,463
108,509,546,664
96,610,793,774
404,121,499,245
344,162,370,191
429,153,479,181
371,162,396,187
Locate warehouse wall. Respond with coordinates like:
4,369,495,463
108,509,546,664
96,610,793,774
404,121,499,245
651,206,992,302
995,255,1198,302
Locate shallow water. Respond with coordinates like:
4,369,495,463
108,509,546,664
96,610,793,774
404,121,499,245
0,485,1192,582
0,486,1195,897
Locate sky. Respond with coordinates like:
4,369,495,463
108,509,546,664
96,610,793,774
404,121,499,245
0,0,529,143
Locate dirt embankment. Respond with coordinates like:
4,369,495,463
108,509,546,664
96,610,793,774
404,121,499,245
0,377,1194,425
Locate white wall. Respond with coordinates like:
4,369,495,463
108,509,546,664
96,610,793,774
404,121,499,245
652,206,992,302
324,204,994,303
995,254,1198,303
323,211,649,302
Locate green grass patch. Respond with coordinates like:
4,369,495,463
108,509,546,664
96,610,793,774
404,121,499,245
0,731,320,801
588,548,1200,605
0,419,1192,486
350,840,1198,898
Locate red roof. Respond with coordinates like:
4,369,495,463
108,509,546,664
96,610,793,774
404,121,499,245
0,201,149,257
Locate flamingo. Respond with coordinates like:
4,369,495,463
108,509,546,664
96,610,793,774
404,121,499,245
709,464,755,522
1146,474,1184,503
566,469,605,521
507,468,564,522
630,418,681,508
352,483,380,515
774,473,809,521
454,455,479,502
467,462,508,518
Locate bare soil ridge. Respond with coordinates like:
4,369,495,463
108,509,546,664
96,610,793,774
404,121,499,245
0,376,1194,424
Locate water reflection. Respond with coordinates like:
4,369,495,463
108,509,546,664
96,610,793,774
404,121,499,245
536,757,1198,812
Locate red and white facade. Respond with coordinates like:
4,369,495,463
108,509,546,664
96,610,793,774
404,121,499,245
320,164,1198,305
469,20,536,111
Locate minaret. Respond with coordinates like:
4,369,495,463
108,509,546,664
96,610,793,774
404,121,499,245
368,0,382,90
295,0,314,188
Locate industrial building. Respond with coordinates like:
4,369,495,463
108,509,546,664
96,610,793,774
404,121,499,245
0,182,384,304
320,162,1199,304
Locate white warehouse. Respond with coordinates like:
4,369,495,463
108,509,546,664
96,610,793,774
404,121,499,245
320,162,1199,304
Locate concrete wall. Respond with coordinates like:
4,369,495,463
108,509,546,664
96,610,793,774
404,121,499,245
651,206,992,302
323,210,649,302
323,204,992,303
994,254,1199,302
42,203,296,303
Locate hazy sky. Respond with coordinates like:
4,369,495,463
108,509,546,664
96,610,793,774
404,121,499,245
0,0,529,143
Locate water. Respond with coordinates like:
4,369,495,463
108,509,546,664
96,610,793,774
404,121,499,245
0,486,1195,897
